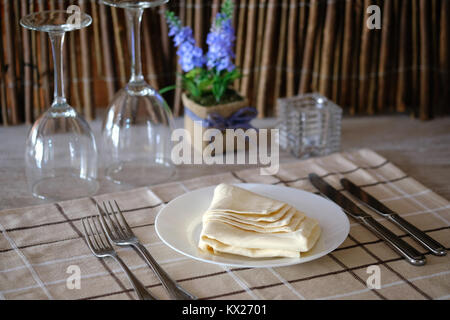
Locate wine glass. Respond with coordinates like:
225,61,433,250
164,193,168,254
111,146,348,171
101,0,176,187
21,11,99,200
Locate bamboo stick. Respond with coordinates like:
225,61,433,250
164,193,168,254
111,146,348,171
367,0,381,115
91,0,104,76
79,0,94,121
142,10,159,89
186,0,193,28
231,0,237,31
211,0,221,23
311,8,323,93
21,0,32,124
299,0,319,93
286,0,297,97
340,0,354,109
388,0,400,113
194,0,203,46
319,0,337,98
0,7,8,126
367,19,380,115
396,0,410,113
430,0,440,117
289,0,309,95
252,0,267,104
13,0,23,122
159,2,171,69
350,0,364,114
332,4,343,105
358,0,372,113
70,30,82,113
234,0,246,89
30,1,41,120
312,1,326,93
0,72,7,126
273,0,288,111
419,0,431,120
174,0,187,116
411,0,420,117
3,0,19,124
99,2,116,102
256,0,276,118
240,0,257,98
111,7,127,87
37,0,51,113
377,0,393,113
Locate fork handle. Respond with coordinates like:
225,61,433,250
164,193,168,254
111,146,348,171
133,243,197,300
112,255,156,300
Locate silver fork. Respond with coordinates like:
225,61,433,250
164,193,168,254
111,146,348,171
97,200,197,300
81,216,156,300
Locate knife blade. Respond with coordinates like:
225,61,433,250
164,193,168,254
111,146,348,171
308,173,426,266
341,178,446,256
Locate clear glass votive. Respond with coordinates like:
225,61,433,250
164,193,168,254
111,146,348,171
277,93,342,159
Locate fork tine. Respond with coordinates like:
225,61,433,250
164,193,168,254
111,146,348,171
113,200,133,235
102,201,124,238
107,201,127,237
82,218,96,253
92,215,110,250
87,216,103,250
97,204,115,240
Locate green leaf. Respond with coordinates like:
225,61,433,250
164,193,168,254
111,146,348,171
197,77,213,91
184,78,200,98
159,84,178,95
185,68,202,80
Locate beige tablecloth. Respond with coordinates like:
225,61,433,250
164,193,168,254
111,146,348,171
0,149,449,300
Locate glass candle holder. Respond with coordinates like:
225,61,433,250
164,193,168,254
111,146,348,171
277,93,342,159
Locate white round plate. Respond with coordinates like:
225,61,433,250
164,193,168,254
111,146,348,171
155,184,350,268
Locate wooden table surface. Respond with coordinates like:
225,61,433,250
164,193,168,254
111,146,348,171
0,115,449,210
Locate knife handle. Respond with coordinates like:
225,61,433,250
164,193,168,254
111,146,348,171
362,216,426,266
388,214,447,256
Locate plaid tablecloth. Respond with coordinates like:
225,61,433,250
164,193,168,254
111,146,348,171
0,149,449,300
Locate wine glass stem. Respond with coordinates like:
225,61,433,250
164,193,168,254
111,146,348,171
127,8,144,84
49,31,67,107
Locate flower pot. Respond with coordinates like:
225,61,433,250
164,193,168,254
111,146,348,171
182,93,254,154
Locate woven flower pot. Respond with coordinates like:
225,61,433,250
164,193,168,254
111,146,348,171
182,93,254,154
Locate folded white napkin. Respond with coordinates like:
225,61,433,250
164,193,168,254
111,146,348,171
198,184,321,258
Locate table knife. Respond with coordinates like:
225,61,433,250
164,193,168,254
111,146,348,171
308,173,426,266
340,178,446,256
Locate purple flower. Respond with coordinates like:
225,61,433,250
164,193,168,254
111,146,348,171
167,17,204,72
206,13,236,72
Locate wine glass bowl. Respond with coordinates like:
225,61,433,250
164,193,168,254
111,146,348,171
102,85,175,186
21,11,98,201
26,107,99,200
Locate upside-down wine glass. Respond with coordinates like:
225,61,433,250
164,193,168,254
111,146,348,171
101,0,176,186
21,11,98,200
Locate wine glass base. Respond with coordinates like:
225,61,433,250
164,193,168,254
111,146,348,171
31,175,99,201
101,0,169,9
105,158,175,187
20,10,92,33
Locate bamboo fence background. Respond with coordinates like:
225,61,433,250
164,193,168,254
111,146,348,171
0,0,448,126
